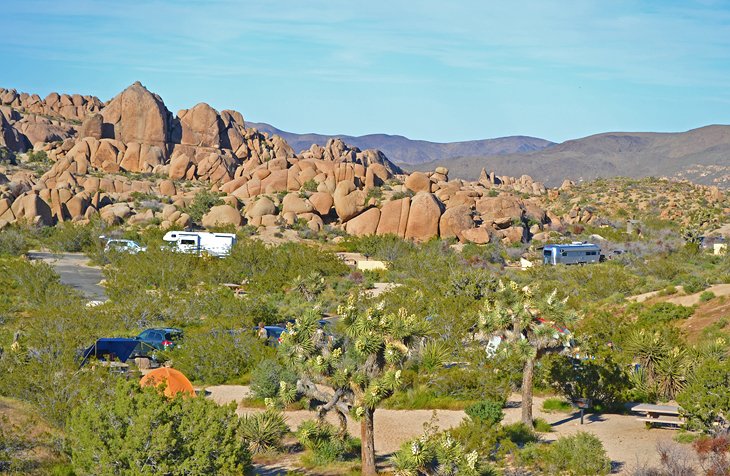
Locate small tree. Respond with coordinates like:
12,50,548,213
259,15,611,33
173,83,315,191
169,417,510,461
67,379,251,475
677,358,730,433
279,300,429,476
478,280,578,426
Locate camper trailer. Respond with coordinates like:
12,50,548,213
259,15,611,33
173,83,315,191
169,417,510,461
543,242,602,265
162,231,237,257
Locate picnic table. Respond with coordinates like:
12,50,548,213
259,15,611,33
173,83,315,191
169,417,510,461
221,283,247,296
632,403,684,427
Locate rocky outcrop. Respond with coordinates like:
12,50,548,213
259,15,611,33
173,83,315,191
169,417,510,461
100,81,171,147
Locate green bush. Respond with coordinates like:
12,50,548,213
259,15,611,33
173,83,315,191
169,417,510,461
296,420,360,466
172,329,272,385
542,397,573,413
533,417,552,432
0,146,16,164
0,229,28,256
250,359,298,399
301,179,318,192
67,380,251,475
239,409,289,454
543,432,611,475
637,302,694,326
464,400,504,426
183,190,224,224
700,291,716,302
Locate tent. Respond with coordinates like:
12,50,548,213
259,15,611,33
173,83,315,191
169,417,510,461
139,367,195,398
79,338,155,367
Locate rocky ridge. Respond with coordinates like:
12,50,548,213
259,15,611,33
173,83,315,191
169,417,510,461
3,81,717,244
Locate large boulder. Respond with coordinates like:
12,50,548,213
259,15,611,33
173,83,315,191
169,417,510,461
439,205,474,241
281,194,314,215
201,204,242,228
245,197,276,218
404,193,442,241
345,208,381,236
100,81,170,147
175,103,222,148
376,197,410,237
333,180,365,222
78,113,103,139
308,192,333,216
10,192,53,225
0,114,29,152
404,172,431,193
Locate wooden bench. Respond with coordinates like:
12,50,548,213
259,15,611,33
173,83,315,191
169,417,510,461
632,403,684,428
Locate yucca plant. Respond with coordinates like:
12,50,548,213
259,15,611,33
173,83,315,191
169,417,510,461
239,409,289,454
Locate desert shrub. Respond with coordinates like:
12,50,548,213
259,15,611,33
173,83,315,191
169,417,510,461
182,189,224,224
250,359,298,399
239,409,289,454
172,329,273,384
542,397,573,413
0,229,28,256
520,432,611,476
637,302,694,327
301,179,318,192
26,150,49,163
0,146,16,164
67,380,250,475
296,420,360,466
464,400,504,426
41,222,100,253
391,420,484,476
677,358,730,432
532,418,552,432
391,190,414,200
546,354,628,409
700,291,716,302
681,274,707,294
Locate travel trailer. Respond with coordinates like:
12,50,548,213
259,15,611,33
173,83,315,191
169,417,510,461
162,231,237,257
542,242,602,265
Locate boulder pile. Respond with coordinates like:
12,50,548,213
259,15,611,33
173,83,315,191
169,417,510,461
0,81,589,244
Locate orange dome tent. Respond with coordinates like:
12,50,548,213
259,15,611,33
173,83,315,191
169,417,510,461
139,367,195,398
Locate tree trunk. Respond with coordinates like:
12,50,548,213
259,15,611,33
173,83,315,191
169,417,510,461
361,407,377,476
521,356,535,427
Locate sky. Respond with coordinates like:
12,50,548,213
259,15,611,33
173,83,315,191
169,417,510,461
0,0,729,143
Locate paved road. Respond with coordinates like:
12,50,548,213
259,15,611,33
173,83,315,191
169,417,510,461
27,251,106,301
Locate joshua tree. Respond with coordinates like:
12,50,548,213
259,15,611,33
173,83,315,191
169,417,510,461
478,280,578,426
279,299,429,476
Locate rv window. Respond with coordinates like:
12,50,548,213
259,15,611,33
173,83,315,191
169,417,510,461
543,250,552,257
561,251,567,257
180,239,196,245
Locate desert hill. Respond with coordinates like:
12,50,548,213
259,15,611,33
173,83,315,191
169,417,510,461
247,121,554,165
409,125,730,187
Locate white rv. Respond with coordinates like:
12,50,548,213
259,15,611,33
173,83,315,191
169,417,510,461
162,231,237,257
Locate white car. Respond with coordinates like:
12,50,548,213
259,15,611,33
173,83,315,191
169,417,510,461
104,239,147,254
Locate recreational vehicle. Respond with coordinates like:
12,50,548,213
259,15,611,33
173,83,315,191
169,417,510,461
542,242,602,266
162,231,237,257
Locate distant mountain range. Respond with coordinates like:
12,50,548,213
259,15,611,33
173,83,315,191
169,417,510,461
246,121,554,165
250,121,730,188
408,125,730,187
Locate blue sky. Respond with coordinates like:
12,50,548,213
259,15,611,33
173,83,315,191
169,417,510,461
1,0,729,143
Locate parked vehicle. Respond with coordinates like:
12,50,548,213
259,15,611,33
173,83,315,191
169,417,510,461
252,325,287,346
78,337,155,367
162,231,237,257
135,327,183,350
103,238,147,254
542,242,602,265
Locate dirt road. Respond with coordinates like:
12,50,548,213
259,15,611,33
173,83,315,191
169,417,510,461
27,251,106,301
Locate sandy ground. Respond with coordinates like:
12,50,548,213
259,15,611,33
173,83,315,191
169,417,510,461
204,385,690,474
